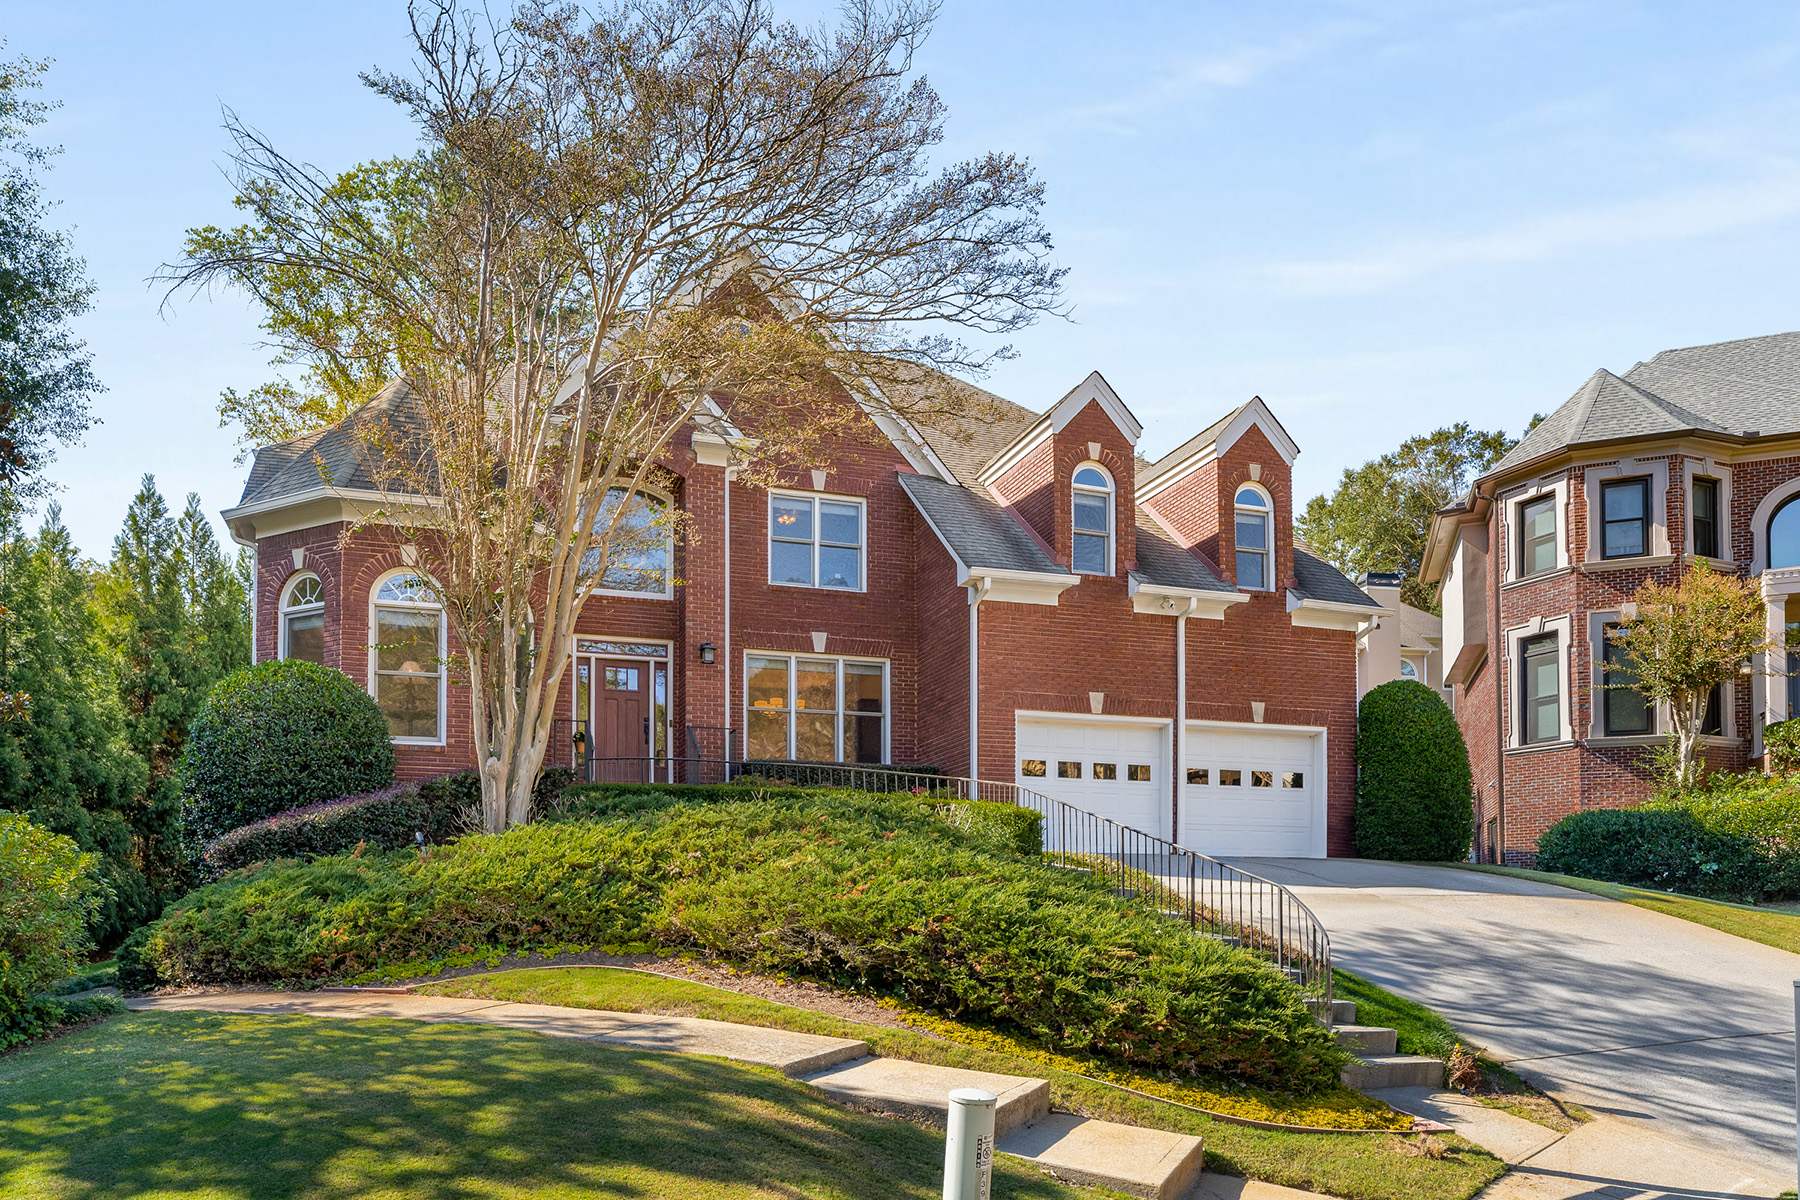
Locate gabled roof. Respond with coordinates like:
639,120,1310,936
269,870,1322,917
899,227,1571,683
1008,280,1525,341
896,472,1070,577
1391,601,1443,650
237,378,428,506
1489,331,1800,476
1291,544,1381,609
974,371,1144,488
1136,396,1300,501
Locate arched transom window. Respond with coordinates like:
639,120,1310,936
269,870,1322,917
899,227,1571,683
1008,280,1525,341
583,487,672,597
370,572,445,743
1071,464,1113,575
1234,485,1272,591
1772,494,1800,570
281,573,325,664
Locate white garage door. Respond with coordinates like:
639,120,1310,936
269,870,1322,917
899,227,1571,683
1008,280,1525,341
1014,717,1167,839
1180,724,1324,858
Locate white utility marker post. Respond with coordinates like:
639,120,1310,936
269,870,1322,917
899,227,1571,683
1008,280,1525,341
943,1087,997,1200
1793,980,1799,1193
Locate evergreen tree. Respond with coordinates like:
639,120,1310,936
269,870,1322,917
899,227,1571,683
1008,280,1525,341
0,502,145,941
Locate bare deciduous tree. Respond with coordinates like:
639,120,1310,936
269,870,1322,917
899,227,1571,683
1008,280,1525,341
164,0,1064,832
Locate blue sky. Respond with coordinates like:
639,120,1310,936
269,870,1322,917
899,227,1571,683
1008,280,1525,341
12,0,1800,559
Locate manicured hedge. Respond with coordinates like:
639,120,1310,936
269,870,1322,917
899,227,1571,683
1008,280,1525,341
1765,718,1800,774
132,791,1342,1089
202,776,475,873
1354,680,1473,861
1536,772,1800,901
181,661,396,845
737,761,945,790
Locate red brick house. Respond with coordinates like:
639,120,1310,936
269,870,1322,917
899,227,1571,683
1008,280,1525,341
222,370,1380,857
1422,332,1800,864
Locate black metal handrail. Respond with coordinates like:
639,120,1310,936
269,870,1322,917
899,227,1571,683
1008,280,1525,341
567,755,1332,1006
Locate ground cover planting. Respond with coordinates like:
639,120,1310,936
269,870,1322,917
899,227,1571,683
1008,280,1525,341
411,966,1503,1200
130,787,1344,1089
0,1011,1101,1200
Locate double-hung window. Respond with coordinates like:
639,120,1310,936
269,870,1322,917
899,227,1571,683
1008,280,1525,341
1691,477,1720,559
770,493,864,590
281,574,324,664
1234,486,1272,590
1518,495,1557,576
371,573,445,742
1601,623,1651,736
1071,465,1113,574
1520,634,1561,744
744,653,886,763
1601,478,1650,559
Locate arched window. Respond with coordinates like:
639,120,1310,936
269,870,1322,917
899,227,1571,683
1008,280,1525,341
1399,658,1419,680
1234,485,1272,591
370,572,445,743
1071,464,1113,575
1772,494,1800,570
584,487,672,597
281,573,325,664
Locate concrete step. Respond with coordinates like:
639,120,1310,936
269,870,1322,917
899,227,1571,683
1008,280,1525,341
800,1056,1049,1137
1114,887,1140,899
999,1113,1204,1200
1278,967,1303,984
1341,1054,1443,1090
1331,1025,1398,1056
1202,933,1245,949
1305,998,1357,1025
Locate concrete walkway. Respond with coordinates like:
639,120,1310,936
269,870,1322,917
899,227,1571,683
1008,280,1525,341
128,990,1206,1199
1222,858,1796,1194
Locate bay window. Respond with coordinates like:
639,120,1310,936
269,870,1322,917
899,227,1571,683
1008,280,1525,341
1520,633,1561,744
370,573,445,742
1691,477,1719,559
1601,624,1651,736
1600,477,1650,559
1518,495,1557,576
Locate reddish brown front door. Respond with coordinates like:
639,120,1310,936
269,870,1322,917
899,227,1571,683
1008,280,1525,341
593,658,649,764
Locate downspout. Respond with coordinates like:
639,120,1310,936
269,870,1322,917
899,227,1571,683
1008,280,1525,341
968,577,992,781
1173,598,1195,842
723,463,735,742
249,552,258,664
1490,487,1506,863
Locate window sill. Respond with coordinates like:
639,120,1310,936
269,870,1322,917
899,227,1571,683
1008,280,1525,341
1577,554,1676,573
767,580,867,594
391,738,447,748
588,588,675,602
1502,567,1573,591
1505,739,1575,755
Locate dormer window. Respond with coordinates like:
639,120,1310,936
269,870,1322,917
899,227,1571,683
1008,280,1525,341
1234,486,1271,591
1071,464,1113,575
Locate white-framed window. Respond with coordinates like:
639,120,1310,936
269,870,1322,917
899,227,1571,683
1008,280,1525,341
1399,658,1419,680
1234,485,1272,591
280,572,325,664
1071,463,1114,575
583,487,672,599
769,492,865,590
743,652,887,763
369,571,447,744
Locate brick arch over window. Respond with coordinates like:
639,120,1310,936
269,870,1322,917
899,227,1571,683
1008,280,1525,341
1053,441,1136,571
1751,476,1800,571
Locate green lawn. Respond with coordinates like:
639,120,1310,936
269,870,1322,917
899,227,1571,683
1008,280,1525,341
419,966,1507,1200
0,1011,1107,1200
1447,863,1800,956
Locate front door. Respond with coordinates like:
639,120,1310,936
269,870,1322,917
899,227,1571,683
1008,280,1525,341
588,657,649,781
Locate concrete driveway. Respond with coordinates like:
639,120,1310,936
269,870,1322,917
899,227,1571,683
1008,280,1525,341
1226,858,1797,1184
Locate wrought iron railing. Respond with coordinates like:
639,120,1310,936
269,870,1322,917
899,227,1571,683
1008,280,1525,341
569,756,1333,1006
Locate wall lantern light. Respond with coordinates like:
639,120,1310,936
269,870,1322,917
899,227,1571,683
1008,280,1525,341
699,641,717,665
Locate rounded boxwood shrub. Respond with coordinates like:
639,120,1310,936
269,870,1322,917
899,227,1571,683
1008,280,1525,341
181,660,395,846
1355,679,1473,861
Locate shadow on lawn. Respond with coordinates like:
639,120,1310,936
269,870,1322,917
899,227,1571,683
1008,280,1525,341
0,1011,1078,1200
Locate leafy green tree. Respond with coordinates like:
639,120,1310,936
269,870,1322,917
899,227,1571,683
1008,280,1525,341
0,811,106,1047
95,478,250,899
0,49,101,492
0,503,145,941
1299,424,1515,611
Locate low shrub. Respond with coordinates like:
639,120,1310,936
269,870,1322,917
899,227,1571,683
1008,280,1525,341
1,813,107,1049
1764,718,1800,774
1354,680,1473,861
134,791,1342,1090
180,660,396,846
1534,807,1771,901
202,775,476,873
934,799,1043,856
737,761,945,790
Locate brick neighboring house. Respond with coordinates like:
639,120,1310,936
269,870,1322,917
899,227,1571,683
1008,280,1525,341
1422,331,1800,865
222,370,1381,857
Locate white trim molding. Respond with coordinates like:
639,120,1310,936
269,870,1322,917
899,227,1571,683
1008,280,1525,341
1680,456,1734,564
1582,458,1670,563
1502,475,1572,583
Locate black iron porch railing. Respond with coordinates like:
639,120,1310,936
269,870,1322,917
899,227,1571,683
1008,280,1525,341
562,755,1333,1007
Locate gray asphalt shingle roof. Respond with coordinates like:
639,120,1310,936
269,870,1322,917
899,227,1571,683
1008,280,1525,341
1292,545,1381,608
237,379,429,506
1131,517,1234,592
1490,331,1800,474
896,472,1069,576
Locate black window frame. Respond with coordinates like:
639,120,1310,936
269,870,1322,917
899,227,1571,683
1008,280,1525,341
1600,477,1651,560
1520,633,1561,745
1518,495,1558,577
1691,477,1720,560
1600,623,1652,737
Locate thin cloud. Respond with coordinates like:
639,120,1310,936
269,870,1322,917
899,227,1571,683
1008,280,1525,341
1265,168,1800,295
